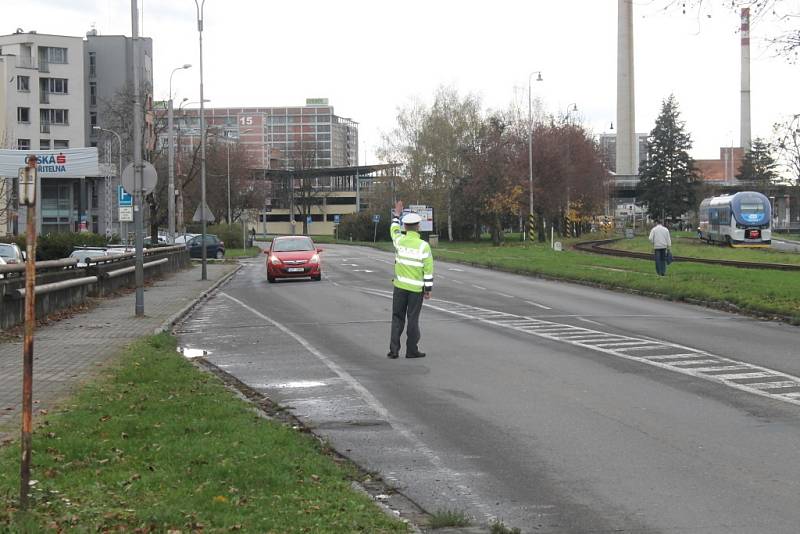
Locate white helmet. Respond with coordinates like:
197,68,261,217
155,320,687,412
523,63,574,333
401,212,422,225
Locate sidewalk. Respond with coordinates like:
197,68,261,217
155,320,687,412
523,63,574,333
0,262,238,443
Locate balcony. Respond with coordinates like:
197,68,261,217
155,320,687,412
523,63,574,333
40,122,51,134
16,56,35,69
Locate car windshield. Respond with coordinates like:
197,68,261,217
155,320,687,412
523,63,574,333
0,244,17,259
273,238,314,252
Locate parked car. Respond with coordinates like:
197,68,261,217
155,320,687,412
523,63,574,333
174,233,198,245
187,234,225,259
265,236,322,283
0,242,24,264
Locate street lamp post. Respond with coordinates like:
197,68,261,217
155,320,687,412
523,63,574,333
528,70,543,242
168,64,192,244
92,126,123,239
194,0,208,280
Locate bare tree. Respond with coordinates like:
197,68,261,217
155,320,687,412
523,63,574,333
773,115,800,185
666,0,800,61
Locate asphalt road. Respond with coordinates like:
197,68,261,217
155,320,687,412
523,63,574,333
177,244,800,533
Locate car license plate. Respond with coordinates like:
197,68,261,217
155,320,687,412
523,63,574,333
287,267,304,272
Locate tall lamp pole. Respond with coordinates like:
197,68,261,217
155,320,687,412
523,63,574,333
528,70,543,242
131,0,145,315
194,0,208,280
168,64,191,244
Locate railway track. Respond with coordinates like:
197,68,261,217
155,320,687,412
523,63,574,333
573,238,800,271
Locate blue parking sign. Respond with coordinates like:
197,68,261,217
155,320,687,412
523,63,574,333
372,214,380,223
333,215,340,224
118,185,133,207
306,215,312,225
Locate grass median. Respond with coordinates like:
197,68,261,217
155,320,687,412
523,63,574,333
0,334,406,533
225,246,263,258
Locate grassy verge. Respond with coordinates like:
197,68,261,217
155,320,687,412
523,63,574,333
225,246,262,258
0,334,406,533
607,236,800,265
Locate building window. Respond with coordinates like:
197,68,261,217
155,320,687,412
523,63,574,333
17,107,30,123
90,111,97,126
40,139,50,150
89,81,97,106
17,75,30,91
17,139,31,150
46,78,69,94
40,109,69,125
53,140,69,149
88,51,96,78
44,47,68,64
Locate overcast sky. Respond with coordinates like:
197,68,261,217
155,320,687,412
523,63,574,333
4,0,799,162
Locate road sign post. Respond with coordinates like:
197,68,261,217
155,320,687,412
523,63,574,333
19,155,38,510
334,214,340,240
372,213,381,242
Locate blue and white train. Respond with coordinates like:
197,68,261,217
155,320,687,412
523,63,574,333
697,191,771,247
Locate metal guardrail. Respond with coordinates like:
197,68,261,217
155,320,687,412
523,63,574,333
0,258,78,276
15,276,98,298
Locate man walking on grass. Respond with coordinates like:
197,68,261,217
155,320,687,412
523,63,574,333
648,219,672,276
387,200,433,359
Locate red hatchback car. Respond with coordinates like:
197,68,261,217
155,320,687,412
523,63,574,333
266,236,322,283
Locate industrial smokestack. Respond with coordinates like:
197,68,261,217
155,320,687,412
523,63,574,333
616,0,637,178
741,8,752,151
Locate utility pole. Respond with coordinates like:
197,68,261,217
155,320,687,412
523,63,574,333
195,0,208,280
131,0,145,315
168,64,191,243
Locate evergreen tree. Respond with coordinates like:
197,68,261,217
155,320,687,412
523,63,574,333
736,138,779,190
636,94,700,222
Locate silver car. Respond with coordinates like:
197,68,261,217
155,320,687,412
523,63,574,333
0,242,24,264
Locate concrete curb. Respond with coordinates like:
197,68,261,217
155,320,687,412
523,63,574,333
154,264,243,335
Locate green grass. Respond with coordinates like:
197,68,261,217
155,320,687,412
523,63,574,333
607,236,800,265
429,509,471,528
0,334,406,533
225,246,262,258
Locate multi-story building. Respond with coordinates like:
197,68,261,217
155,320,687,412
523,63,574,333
166,99,358,171
0,29,152,236
84,31,153,238
0,30,87,234
598,132,649,176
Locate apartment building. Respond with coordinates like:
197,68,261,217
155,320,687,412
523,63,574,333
0,30,87,234
0,29,152,236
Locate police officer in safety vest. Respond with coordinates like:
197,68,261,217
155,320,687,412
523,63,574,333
388,200,434,359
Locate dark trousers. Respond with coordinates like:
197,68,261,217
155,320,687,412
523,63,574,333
390,286,424,355
654,248,667,276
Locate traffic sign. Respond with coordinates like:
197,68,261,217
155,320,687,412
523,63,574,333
192,202,216,223
306,215,312,225
121,161,158,194
119,206,133,222
118,185,132,207
372,214,381,223
333,214,340,224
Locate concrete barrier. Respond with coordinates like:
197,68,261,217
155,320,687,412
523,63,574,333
0,246,190,330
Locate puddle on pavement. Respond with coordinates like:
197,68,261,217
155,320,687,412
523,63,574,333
261,380,328,389
178,347,210,359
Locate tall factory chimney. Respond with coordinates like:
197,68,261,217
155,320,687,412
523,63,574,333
616,0,637,179
741,8,752,151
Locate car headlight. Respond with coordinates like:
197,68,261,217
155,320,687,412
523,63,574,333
270,255,281,265
309,254,319,264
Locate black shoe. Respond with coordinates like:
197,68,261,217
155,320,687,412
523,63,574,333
405,351,426,359
387,352,399,359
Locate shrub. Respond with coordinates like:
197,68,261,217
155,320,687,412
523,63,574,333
206,223,244,249
337,212,391,242
35,232,109,260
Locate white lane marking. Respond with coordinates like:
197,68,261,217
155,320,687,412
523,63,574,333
450,279,464,285
218,292,495,520
497,293,515,298
525,300,552,310
342,263,359,267
472,285,487,290
576,317,605,327
353,269,374,273
448,268,465,272
357,288,800,407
